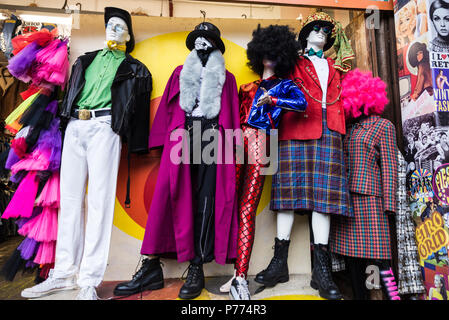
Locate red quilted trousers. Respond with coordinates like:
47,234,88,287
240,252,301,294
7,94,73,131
234,126,268,278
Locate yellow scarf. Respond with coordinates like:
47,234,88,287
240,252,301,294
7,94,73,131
107,40,126,52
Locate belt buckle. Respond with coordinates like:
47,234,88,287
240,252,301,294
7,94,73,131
78,109,91,120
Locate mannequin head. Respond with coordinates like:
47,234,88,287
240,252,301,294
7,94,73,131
341,68,389,120
106,17,130,45
298,12,336,52
306,25,331,51
104,7,134,53
194,36,215,51
186,22,225,53
246,24,300,78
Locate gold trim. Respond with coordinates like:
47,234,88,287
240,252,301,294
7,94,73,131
296,81,342,106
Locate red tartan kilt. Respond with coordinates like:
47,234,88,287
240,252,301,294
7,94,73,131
330,193,392,260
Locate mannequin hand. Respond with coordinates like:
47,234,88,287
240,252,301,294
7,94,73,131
256,88,273,107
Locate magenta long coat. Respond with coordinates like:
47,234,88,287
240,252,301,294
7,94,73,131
140,65,241,265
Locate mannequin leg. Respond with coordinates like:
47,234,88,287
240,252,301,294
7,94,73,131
277,210,295,240
234,127,266,278
253,210,293,287
310,211,342,300
311,211,330,244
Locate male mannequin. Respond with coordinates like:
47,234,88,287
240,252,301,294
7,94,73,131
255,12,354,300
113,22,240,300
21,7,152,300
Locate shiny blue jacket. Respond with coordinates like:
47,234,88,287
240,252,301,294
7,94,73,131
246,78,307,134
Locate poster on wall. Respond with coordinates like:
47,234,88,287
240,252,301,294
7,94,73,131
426,0,449,113
395,0,449,300
395,0,435,121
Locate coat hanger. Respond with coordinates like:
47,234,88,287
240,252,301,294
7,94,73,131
200,10,206,22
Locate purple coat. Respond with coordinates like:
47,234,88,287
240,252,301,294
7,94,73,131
140,65,241,265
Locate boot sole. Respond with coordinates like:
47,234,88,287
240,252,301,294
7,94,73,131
21,285,78,299
310,280,342,300
254,275,289,287
113,280,164,296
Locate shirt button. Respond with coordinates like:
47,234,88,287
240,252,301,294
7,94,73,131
304,114,308,118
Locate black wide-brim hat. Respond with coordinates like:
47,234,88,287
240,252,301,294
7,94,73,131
298,12,336,52
186,22,225,53
408,42,428,68
104,7,135,53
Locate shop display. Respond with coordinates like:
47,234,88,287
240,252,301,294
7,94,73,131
254,12,354,301
113,22,241,300
217,25,307,300
395,0,449,300
19,7,152,301
329,68,400,300
0,24,68,283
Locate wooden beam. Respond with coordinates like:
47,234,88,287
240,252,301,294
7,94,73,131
187,0,394,10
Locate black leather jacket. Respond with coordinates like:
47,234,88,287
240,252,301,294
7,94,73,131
60,50,152,154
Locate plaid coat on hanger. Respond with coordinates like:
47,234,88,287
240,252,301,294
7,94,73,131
330,115,398,259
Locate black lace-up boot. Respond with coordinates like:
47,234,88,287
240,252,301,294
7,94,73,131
178,263,205,299
310,244,342,300
254,237,290,287
113,257,164,296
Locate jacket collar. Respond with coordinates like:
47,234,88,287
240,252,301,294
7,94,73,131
179,49,226,119
79,49,135,82
99,47,126,59
354,115,381,129
300,55,337,90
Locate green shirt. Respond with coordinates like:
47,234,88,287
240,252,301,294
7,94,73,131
75,48,126,110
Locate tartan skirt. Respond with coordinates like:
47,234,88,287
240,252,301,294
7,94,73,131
270,109,353,217
330,193,392,260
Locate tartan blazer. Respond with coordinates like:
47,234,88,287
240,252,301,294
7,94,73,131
345,115,398,213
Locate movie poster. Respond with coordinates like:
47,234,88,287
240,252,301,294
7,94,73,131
395,0,449,300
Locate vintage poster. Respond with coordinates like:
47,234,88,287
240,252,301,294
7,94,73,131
427,0,449,113
395,0,449,300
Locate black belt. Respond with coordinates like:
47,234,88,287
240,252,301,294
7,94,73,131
72,108,112,120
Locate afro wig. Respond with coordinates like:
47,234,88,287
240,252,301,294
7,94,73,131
246,24,300,78
341,69,389,120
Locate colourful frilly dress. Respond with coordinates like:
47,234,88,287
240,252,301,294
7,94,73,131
0,28,68,282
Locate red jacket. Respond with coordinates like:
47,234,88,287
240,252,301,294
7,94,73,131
279,56,346,140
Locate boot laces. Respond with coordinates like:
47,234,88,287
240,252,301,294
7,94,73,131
183,264,201,284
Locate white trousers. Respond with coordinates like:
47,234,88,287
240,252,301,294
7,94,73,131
53,116,122,287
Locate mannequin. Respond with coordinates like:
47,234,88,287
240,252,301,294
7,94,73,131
219,25,306,300
113,22,241,300
329,69,400,300
20,7,152,300
255,12,354,300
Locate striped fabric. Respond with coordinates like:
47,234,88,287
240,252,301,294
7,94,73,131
270,109,353,217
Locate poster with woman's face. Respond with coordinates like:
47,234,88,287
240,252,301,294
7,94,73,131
427,0,449,53
395,0,429,49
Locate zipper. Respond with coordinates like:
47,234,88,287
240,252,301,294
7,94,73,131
201,196,215,262
199,197,208,261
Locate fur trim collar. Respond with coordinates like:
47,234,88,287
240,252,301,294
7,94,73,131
179,49,226,119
